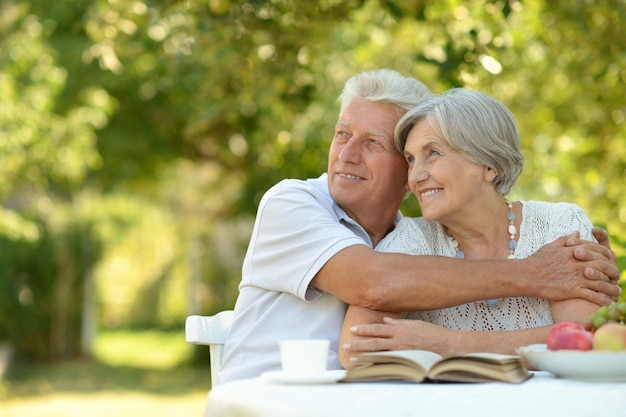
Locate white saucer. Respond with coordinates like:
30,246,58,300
261,370,347,384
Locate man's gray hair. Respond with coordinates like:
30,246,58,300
338,69,434,116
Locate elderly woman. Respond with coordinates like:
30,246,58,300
339,88,599,368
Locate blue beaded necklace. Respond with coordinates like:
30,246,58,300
447,199,517,307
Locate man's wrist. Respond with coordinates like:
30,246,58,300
507,258,538,298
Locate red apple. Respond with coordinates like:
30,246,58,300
546,322,583,346
549,321,583,331
592,323,626,351
547,322,593,351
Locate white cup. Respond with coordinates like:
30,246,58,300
279,339,330,375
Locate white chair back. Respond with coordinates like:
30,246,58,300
185,310,234,387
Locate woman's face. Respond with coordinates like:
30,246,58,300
403,119,496,224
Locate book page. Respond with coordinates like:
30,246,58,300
441,352,521,362
428,354,530,383
343,350,444,382
353,350,443,369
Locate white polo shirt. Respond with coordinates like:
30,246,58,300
219,173,402,383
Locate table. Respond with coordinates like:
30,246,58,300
204,372,626,417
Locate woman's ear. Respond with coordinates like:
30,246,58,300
484,166,498,183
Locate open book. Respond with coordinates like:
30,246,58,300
342,350,532,383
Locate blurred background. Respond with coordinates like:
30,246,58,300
1,0,624,415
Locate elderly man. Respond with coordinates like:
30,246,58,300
219,69,619,383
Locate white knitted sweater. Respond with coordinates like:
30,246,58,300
378,200,595,331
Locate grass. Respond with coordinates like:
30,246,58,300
0,329,211,417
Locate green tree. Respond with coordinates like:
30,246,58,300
1,0,624,361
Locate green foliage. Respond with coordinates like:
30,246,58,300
1,0,625,362
0,223,56,360
93,329,194,369
79,191,183,328
0,206,101,361
0,4,112,197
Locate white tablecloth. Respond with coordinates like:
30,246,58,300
204,372,626,417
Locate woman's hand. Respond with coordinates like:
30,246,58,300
343,318,457,359
344,317,553,358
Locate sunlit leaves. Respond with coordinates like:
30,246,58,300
1,0,624,344
0,8,109,202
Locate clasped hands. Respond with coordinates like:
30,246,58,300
562,227,621,304
342,227,622,362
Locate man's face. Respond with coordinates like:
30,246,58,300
327,98,408,222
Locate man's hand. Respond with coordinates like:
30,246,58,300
528,231,621,306
570,226,621,302
574,226,618,269
590,226,617,263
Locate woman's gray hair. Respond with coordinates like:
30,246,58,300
394,88,524,195
338,69,434,116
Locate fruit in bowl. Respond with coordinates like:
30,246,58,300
588,301,626,331
546,322,593,351
592,323,626,351
547,301,626,352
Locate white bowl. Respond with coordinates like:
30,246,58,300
516,344,626,382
